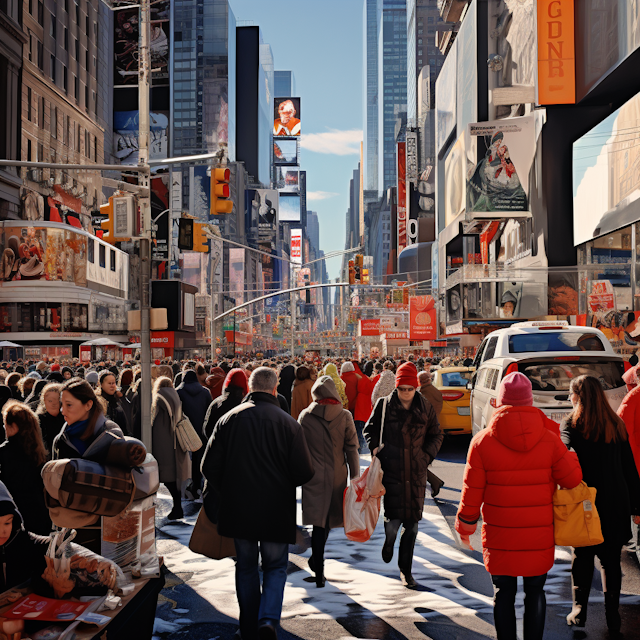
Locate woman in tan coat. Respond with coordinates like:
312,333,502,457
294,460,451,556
291,365,314,420
299,376,360,587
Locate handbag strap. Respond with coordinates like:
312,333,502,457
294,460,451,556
157,394,178,449
378,397,388,451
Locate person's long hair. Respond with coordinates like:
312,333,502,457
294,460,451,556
2,400,48,466
35,383,62,416
60,378,105,439
568,375,627,443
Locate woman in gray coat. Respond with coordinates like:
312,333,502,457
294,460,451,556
151,376,191,520
299,375,360,587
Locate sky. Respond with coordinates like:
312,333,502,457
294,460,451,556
229,0,364,280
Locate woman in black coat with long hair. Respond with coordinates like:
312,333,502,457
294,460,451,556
0,401,50,535
35,382,64,456
277,364,296,413
561,375,640,634
96,370,130,435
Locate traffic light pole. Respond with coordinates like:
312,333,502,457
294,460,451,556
138,0,153,450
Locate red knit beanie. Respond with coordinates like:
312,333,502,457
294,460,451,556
50,363,60,372
224,368,249,395
395,362,419,389
497,372,533,407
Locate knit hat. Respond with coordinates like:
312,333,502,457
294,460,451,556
50,363,60,372
223,368,249,395
27,371,42,380
497,372,533,407
395,362,419,389
85,371,99,386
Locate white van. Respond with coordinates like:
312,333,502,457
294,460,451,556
468,321,629,436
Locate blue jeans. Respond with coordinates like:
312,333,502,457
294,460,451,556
354,420,367,453
234,538,289,637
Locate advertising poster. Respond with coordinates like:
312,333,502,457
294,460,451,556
573,89,640,246
189,165,211,222
204,77,229,152
114,111,169,165
273,139,298,165
275,167,300,192
290,228,302,265
409,296,437,341
229,248,245,305
151,175,170,261
273,97,301,137
279,193,301,222
444,134,467,226
466,115,535,215
397,142,407,255
170,171,182,277
359,319,381,336
406,131,418,184
247,189,278,239
114,10,169,86
436,38,457,153
456,0,477,136
1,226,87,286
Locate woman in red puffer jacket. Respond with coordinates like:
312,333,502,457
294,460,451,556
456,372,582,640
353,367,374,453
617,384,640,472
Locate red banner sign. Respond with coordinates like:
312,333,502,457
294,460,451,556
384,331,408,341
359,318,381,336
397,141,407,254
409,295,437,341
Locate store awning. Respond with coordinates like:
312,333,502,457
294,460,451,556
0,341,21,348
80,338,127,347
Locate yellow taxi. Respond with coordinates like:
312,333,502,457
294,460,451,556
432,366,475,435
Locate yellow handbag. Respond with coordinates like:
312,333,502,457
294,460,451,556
553,481,604,547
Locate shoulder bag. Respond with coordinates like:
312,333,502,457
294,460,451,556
553,481,604,547
189,508,236,560
158,394,203,453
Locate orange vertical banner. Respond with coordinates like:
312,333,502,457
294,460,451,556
537,0,575,104
409,295,437,341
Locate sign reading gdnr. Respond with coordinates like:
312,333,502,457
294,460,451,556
537,0,575,105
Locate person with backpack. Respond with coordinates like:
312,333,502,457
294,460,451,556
561,375,640,634
152,376,190,520
456,372,583,640
299,376,359,587
364,362,443,588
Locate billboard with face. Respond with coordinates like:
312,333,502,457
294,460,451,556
274,98,301,137
279,194,301,222
466,115,535,216
275,167,300,192
273,139,298,165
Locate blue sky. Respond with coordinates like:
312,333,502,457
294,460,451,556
230,0,363,279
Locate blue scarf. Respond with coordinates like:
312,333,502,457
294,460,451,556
65,419,91,455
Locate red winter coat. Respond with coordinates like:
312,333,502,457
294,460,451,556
456,405,582,577
617,385,640,473
341,371,360,413
354,375,375,423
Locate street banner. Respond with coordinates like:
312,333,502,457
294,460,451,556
359,319,381,336
397,142,407,254
409,295,437,341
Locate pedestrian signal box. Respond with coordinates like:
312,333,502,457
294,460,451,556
178,218,194,250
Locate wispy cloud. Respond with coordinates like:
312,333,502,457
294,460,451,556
307,191,339,201
300,129,363,156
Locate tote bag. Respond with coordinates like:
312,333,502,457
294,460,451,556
553,481,604,547
189,508,236,560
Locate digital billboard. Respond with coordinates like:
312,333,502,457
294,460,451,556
273,97,301,137
275,167,300,192
436,38,457,153
279,193,301,222
273,139,298,165
246,189,279,238
113,111,169,165
290,228,302,265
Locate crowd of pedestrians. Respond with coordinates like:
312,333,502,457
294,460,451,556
0,352,639,640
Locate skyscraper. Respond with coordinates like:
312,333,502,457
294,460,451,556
363,0,378,193
378,0,407,192
274,70,296,97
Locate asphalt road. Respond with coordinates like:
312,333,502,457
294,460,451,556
152,435,640,640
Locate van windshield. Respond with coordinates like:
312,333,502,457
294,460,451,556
509,332,605,353
519,361,624,392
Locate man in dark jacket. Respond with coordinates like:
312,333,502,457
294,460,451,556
176,369,212,500
201,367,314,640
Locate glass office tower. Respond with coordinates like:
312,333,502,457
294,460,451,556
378,0,407,192
274,70,296,97
363,0,379,193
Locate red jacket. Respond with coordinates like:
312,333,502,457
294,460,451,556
354,375,375,423
617,385,640,473
341,371,360,413
456,405,582,577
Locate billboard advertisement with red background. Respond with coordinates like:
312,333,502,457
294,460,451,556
410,295,437,340
290,228,302,264
359,318,381,336
397,142,407,254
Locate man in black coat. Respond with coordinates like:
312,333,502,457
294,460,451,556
176,367,212,499
201,367,314,640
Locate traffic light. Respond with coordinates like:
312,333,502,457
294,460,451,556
362,268,370,284
211,166,233,215
193,222,209,253
348,260,356,285
100,195,133,244
178,218,194,250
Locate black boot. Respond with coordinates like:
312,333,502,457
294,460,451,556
523,579,546,640
567,587,590,627
398,522,419,589
604,591,621,633
311,526,327,587
382,519,399,564
566,588,589,627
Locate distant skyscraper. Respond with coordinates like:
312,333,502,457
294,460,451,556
307,210,320,253
274,71,296,97
363,0,379,193
378,0,407,192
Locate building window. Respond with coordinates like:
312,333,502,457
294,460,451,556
49,12,56,38
27,139,32,162
37,41,44,70
28,0,32,15
75,1,79,23
39,97,44,128
84,84,88,110
77,123,81,152
64,27,68,50
93,55,96,69
37,1,43,25
74,75,79,100
37,142,43,162
50,105,56,138
27,87,32,121
110,248,116,272
50,55,55,82
85,14,89,33
63,65,68,92
99,243,105,269
74,39,79,61
88,238,94,263
65,115,70,145
85,48,89,69
64,0,68,12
